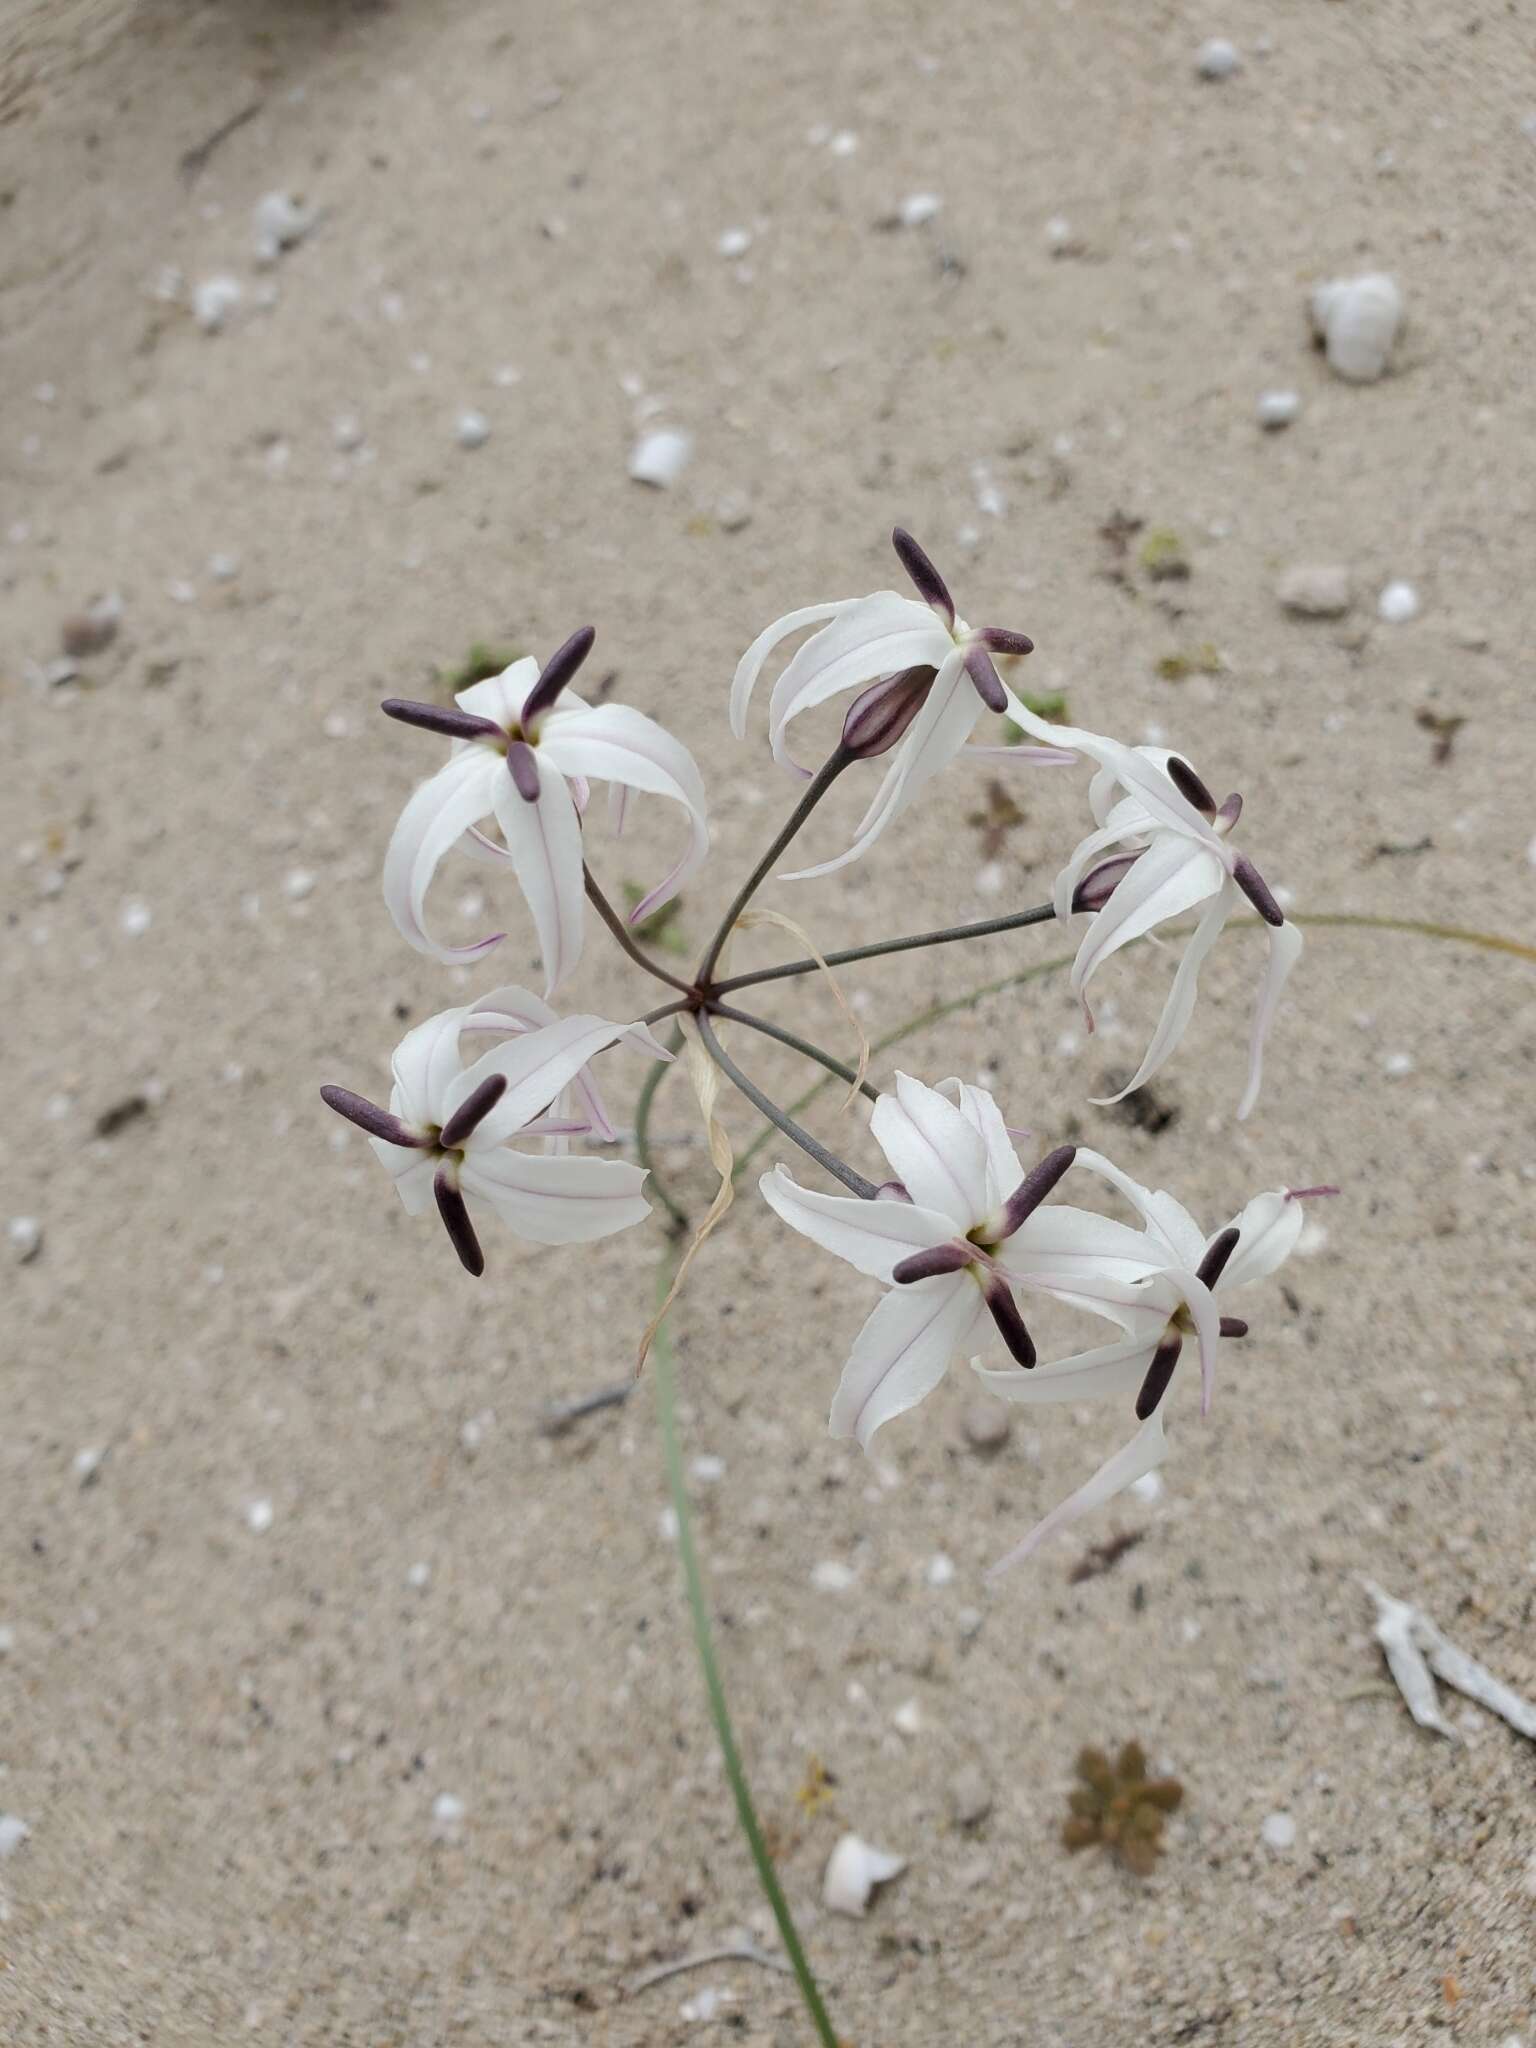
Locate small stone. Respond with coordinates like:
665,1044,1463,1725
1309,272,1403,383
283,867,317,902
1278,564,1353,618
690,1454,726,1484
455,410,491,450
406,1560,431,1589
167,578,197,605
120,898,152,937
1382,1051,1413,1077
811,1559,857,1593
892,1698,924,1737
332,414,365,452
823,1834,904,1916
73,1445,105,1485
628,427,693,488
246,1497,274,1533
959,1397,1012,1453
0,1625,14,1655
1261,1811,1297,1851
714,491,753,532
898,191,943,227
925,1552,957,1588
717,226,752,258
1195,37,1241,78
1450,622,1489,652
60,594,122,658
9,1218,42,1265
829,130,859,157
253,190,315,263
192,275,243,333
1377,579,1419,624
947,1764,994,1829
207,552,240,581
1256,389,1301,429
0,1815,30,1860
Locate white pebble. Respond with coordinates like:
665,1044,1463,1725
207,552,240,580
455,409,491,450
332,414,365,452
717,226,752,258
1261,1811,1297,1851
0,1625,14,1655
167,578,196,604
628,426,693,488
406,1560,431,1589
120,898,152,937
892,1698,924,1737
925,1552,956,1588
1382,1051,1414,1077
491,363,521,387
246,1497,274,1533
898,191,943,227
811,1559,856,1593
73,1445,105,1483
8,1217,41,1264
1257,389,1301,429
283,867,317,902
1309,272,1403,383
1377,579,1419,624
823,1833,905,1916
1195,37,1241,78
192,275,243,333
252,190,314,264
689,1454,726,1484
1044,215,1074,250
714,490,753,532
829,130,859,156
0,1816,30,1860
680,1987,726,2022
431,1792,466,1837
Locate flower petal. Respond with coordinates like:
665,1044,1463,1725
730,601,848,739
382,748,506,965
828,1279,983,1450
455,656,540,729
539,702,709,923
1069,835,1227,1016
387,1004,473,1126
452,1014,647,1146
1237,918,1303,1121
1068,1150,1206,1268
972,1328,1157,1406
988,1412,1171,1576
490,751,585,995
367,1144,439,1215
460,1148,651,1245
870,1072,991,1229
766,592,951,769
758,1164,954,1281
949,1080,1023,1211
1090,883,1236,1106
1218,1189,1303,1291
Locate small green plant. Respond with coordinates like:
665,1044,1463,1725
621,883,690,955
437,641,520,697
1138,528,1190,582
1061,1742,1183,1876
1155,643,1223,681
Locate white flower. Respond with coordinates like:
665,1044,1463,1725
975,1152,1324,1572
322,1000,671,1273
730,528,1071,878
759,1071,1081,1449
1016,725,1302,1118
380,629,709,992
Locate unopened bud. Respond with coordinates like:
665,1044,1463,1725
841,667,936,759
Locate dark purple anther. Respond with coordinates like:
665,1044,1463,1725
438,1072,509,1151
507,740,541,802
1195,1225,1241,1290
1219,1316,1250,1339
841,666,936,759
1135,1330,1183,1420
963,643,1008,713
320,1085,429,1149
434,1168,485,1277
1216,791,1243,830
892,1243,973,1284
976,627,1035,659
984,1276,1037,1369
1166,754,1218,822
891,527,955,626
520,625,596,725
998,1144,1077,1239
1072,853,1142,914
1232,855,1285,927
382,699,506,744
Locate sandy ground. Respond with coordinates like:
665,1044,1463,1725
3,1,1535,2042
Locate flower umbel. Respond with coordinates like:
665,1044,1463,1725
381,631,708,991
729,528,1070,878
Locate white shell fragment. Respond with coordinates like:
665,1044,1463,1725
192,275,243,333
253,190,316,263
1261,1811,1297,1851
1377,579,1420,624
1309,272,1403,383
822,1833,906,1916
1196,38,1241,78
1364,1581,1536,1742
628,427,693,489
1257,389,1301,429
1278,564,1353,617
898,191,943,227
455,409,491,450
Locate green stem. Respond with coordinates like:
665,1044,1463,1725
695,747,854,987
712,899,1058,998
651,1256,842,2048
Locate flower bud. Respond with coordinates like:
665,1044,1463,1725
840,666,936,759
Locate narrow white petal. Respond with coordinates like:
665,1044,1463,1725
987,1412,1170,1576
949,1079,1024,1210
382,748,506,965
1052,820,1136,924
1071,835,1227,1012
455,656,539,728
452,1014,644,1144
731,601,848,738
491,753,585,995
1237,919,1303,1121
368,1144,438,1215
1091,884,1236,1105
1068,1150,1206,1267
461,1148,651,1245
828,1280,983,1449
758,1165,954,1281
766,591,950,768
540,702,709,922
461,984,557,1035
388,1003,472,1125
1002,1202,1176,1288
1166,1266,1221,1414
971,1329,1155,1405
870,1072,991,1229
1218,1190,1303,1291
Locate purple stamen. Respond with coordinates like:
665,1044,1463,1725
1072,852,1141,914
1285,1184,1340,1202
507,740,541,802
1135,1330,1183,1420
434,1167,484,1277
976,626,1035,659
842,666,936,759
381,699,506,744
984,1276,1036,1369
320,1085,429,1149
1219,1316,1249,1339
1195,1225,1241,1290
963,643,1008,714
519,625,596,726
998,1144,1077,1239
892,1243,973,1284
891,527,955,626
1232,855,1285,927
1216,791,1243,830
1166,754,1218,821
438,1072,509,1151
